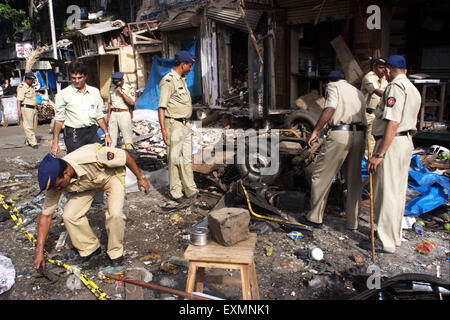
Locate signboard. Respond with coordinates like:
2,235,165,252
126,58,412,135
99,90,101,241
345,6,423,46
15,42,33,58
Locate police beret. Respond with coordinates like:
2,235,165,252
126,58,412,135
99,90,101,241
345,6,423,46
111,72,124,79
24,72,36,79
328,70,345,80
37,154,61,195
372,57,387,65
386,55,406,69
175,50,196,63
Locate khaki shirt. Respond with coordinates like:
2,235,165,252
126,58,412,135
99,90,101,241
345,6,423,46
324,80,367,127
41,143,127,216
372,73,421,136
360,71,388,110
54,84,104,128
16,81,38,106
108,83,135,110
158,69,192,118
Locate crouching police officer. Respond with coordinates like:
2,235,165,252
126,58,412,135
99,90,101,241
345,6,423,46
33,143,150,270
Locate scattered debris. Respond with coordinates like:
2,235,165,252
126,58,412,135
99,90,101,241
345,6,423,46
0,254,15,295
415,240,437,255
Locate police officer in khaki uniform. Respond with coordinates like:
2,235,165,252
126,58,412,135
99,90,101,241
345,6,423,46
363,55,421,254
299,70,367,230
106,72,135,148
158,51,199,202
33,144,150,270
360,57,388,158
16,73,39,148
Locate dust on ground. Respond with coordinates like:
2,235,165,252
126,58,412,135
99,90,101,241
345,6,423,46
0,124,449,301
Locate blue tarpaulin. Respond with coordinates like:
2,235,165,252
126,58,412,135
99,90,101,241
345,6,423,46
34,71,46,89
44,70,56,90
361,155,449,216
135,41,198,110
405,155,449,216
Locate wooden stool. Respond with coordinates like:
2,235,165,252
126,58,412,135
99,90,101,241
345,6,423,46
184,233,259,300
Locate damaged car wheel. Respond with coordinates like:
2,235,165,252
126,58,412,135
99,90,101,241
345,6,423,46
284,109,321,138
235,137,283,185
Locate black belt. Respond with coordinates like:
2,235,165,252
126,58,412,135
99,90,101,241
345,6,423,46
21,104,36,109
166,116,188,123
374,131,409,140
366,109,375,114
331,124,366,131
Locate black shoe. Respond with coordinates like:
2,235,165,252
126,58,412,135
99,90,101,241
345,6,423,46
109,256,124,267
358,241,392,254
171,196,186,203
74,247,101,263
31,145,38,149
297,215,323,229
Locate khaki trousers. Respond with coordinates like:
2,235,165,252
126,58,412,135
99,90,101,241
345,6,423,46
165,118,198,199
21,107,37,146
62,173,126,259
109,111,133,148
365,111,376,159
373,136,412,253
307,130,365,229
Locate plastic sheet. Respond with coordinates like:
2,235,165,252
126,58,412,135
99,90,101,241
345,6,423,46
405,155,449,216
135,42,197,110
361,155,449,216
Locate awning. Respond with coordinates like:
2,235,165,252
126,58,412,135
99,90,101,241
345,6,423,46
277,0,354,25
78,20,126,36
207,8,262,33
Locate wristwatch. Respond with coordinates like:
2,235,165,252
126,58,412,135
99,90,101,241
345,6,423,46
105,132,110,136
374,153,384,159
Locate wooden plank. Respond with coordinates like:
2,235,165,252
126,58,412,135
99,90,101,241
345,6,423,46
184,233,257,263
249,262,260,299
330,35,364,85
240,264,251,299
98,55,115,100
119,46,137,88
204,274,243,287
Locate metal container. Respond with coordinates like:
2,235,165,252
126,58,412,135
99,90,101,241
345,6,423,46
189,227,209,246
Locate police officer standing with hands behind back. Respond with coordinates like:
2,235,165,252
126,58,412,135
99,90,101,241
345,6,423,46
17,72,40,149
158,51,199,203
106,72,135,149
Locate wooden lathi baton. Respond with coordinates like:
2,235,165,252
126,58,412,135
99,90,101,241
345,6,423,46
367,138,376,261
105,273,215,300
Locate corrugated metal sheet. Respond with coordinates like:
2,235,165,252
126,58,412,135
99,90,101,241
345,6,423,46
207,8,262,33
159,17,195,32
277,0,354,25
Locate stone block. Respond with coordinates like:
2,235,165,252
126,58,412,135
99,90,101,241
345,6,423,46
208,207,250,246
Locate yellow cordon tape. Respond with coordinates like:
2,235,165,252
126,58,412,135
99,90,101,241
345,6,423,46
239,180,312,231
0,194,111,300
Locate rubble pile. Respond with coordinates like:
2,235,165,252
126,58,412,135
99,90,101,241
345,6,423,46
37,102,55,122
